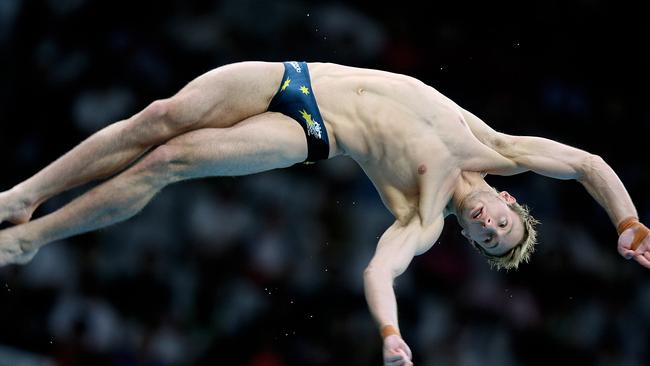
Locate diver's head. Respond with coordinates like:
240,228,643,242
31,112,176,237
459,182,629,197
456,188,539,271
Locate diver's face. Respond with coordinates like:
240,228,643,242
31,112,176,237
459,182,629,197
459,191,524,256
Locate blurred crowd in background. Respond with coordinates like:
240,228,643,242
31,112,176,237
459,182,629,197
0,1,648,365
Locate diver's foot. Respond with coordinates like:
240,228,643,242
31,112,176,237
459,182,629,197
0,188,37,225
0,229,39,266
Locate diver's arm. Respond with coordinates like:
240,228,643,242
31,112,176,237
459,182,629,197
495,134,650,266
460,107,648,267
495,134,635,226
363,216,441,365
459,107,636,225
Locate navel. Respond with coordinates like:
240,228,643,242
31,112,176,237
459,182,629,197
417,164,427,175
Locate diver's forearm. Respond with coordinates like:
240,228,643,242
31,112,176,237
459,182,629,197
363,268,400,333
579,155,638,226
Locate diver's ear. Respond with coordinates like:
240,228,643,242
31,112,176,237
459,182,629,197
461,230,475,245
499,191,517,204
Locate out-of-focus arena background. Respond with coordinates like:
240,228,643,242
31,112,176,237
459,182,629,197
0,1,648,365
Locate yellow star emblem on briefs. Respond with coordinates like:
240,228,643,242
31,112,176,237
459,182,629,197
281,78,291,91
299,109,316,126
299,85,310,95
299,109,322,139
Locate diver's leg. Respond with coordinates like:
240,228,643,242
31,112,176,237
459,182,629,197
0,62,284,225
0,112,306,266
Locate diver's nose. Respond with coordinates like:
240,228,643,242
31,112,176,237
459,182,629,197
481,216,493,228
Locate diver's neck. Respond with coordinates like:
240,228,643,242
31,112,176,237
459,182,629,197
445,172,492,217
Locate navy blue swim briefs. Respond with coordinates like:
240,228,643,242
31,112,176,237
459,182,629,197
268,61,330,164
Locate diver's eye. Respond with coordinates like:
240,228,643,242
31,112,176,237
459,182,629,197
499,219,507,228
473,207,482,219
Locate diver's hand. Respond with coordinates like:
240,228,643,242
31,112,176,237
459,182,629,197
383,334,413,366
617,219,650,268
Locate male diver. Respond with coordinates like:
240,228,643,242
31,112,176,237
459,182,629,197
1,61,648,366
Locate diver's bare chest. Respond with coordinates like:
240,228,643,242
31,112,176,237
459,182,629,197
369,158,457,224
369,145,456,201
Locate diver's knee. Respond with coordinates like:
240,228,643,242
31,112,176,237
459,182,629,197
137,97,202,138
